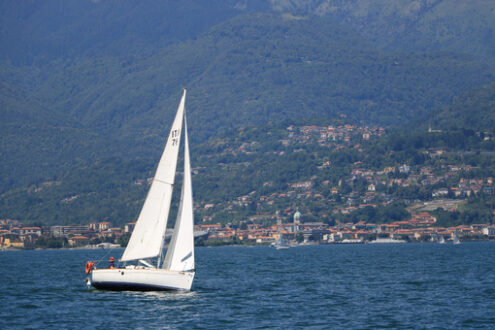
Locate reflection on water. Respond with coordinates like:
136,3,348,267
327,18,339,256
123,290,197,301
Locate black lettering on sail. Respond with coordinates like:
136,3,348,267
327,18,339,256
170,129,181,146
171,129,180,138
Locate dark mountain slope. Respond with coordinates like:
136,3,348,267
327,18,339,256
271,0,495,66
1,13,493,192
3,0,494,66
0,79,119,191
0,0,269,64
0,81,63,127
15,14,494,140
428,81,495,131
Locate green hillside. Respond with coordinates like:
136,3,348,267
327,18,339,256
0,77,121,192
0,0,269,64
4,13,493,137
2,12,493,192
1,1,495,226
3,1,494,66
271,0,495,66
429,81,495,131
2,120,494,227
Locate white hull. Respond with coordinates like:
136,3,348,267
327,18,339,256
89,268,195,291
369,238,406,244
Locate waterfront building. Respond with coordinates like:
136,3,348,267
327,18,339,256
50,225,90,237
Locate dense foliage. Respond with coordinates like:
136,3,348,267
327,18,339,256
1,10,493,192
1,1,495,228
427,81,495,131
433,196,495,227
271,0,495,66
2,118,494,228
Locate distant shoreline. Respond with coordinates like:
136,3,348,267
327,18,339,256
3,239,495,252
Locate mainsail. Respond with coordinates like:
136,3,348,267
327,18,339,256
121,90,186,262
163,118,195,271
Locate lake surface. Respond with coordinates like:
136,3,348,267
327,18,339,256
1,243,494,329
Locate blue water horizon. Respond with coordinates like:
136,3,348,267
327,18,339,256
1,243,494,328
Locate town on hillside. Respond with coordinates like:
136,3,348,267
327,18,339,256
2,124,495,248
1,208,495,249
195,124,495,228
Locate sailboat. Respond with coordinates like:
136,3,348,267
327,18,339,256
274,238,290,250
86,90,195,291
453,232,461,245
273,231,290,250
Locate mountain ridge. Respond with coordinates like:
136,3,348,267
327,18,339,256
1,1,495,220
1,11,494,191
270,0,495,66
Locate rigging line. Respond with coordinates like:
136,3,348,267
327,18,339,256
97,249,113,266
90,241,119,267
154,178,174,186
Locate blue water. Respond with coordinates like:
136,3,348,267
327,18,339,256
1,243,494,329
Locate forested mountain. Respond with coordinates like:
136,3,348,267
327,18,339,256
11,14,491,136
271,0,495,66
2,12,493,191
0,0,269,64
2,119,494,227
1,1,495,225
3,1,494,65
428,81,495,131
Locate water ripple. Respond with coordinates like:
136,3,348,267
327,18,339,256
0,243,494,328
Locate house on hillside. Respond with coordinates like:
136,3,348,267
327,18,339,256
69,236,90,247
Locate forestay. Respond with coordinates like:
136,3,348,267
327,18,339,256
121,91,186,262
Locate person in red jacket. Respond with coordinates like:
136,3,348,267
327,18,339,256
109,257,115,268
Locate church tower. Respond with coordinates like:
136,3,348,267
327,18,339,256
293,209,301,225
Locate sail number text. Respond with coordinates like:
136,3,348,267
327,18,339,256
171,129,180,146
